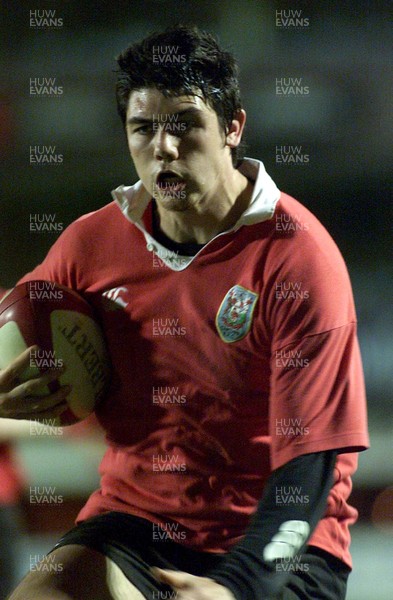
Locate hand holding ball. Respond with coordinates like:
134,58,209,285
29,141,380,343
0,281,110,425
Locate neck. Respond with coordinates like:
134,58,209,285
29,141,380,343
155,169,253,244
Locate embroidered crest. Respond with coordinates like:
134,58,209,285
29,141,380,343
215,285,259,343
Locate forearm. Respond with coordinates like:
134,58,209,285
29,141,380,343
208,450,338,600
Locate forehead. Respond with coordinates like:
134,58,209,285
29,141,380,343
126,87,214,118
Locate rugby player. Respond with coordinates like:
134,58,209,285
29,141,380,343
3,25,369,600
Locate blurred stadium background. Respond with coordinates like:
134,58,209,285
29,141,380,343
0,1,392,598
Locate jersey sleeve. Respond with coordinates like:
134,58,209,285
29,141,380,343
263,197,369,470
270,324,368,469
17,215,92,291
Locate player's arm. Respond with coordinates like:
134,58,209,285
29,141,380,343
0,346,70,421
0,229,74,423
154,450,337,600
207,449,337,599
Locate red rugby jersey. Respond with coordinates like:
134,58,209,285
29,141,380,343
19,159,369,567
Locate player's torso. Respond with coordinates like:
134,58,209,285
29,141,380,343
83,220,273,470
69,213,278,540
71,195,362,558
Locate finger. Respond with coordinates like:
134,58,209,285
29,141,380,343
151,568,193,589
0,346,67,393
4,385,72,416
0,346,39,390
9,367,67,399
14,401,68,422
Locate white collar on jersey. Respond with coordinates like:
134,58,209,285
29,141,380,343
111,157,280,272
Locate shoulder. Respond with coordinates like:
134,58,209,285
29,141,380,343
275,192,343,255
264,192,350,282
66,201,124,235
258,192,357,340
54,201,130,251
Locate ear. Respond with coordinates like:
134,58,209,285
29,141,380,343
226,109,246,148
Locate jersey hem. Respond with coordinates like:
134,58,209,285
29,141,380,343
272,433,369,471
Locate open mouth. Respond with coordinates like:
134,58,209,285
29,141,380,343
156,171,186,193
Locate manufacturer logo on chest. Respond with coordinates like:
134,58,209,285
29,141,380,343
102,287,129,310
215,285,259,343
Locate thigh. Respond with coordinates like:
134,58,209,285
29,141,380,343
8,544,145,600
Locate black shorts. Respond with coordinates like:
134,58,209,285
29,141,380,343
52,512,350,600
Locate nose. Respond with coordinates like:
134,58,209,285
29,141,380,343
153,127,179,161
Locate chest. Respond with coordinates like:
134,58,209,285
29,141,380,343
82,233,271,405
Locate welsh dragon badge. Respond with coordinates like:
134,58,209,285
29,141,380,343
215,285,259,343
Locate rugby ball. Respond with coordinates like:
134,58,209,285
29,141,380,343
0,280,110,425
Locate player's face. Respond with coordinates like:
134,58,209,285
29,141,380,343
125,88,236,213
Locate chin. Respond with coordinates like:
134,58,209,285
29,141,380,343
155,189,196,212
158,197,190,212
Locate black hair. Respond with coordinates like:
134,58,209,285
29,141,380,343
115,24,244,165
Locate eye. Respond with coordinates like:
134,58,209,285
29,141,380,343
134,124,153,135
171,120,197,137
182,120,196,130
